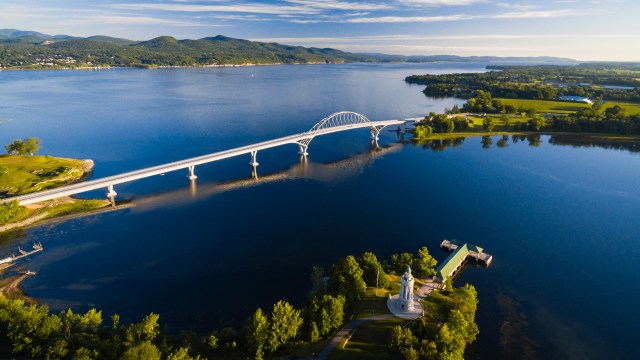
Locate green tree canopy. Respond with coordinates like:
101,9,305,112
308,294,345,337
5,139,26,155
267,300,303,353
357,251,389,288
391,252,414,275
412,247,438,279
328,255,367,305
25,137,42,156
245,308,269,360
482,117,495,132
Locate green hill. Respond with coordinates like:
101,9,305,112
0,32,373,69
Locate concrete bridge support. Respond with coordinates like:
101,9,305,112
249,151,259,167
298,144,309,157
106,184,117,207
370,125,385,141
187,165,197,180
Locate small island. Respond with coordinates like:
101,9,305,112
0,138,111,231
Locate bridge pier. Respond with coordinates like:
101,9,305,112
106,184,117,207
298,144,309,156
370,127,382,141
187,165,198,180
249,151,259,167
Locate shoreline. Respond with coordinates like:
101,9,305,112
0,60,350,72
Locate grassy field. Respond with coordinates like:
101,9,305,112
0,197,109,230
0,155,91,197
495,98,640,115
328,317,407,360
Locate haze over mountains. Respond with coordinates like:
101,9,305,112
0,29,577,69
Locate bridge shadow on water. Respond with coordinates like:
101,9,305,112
129,140,403,211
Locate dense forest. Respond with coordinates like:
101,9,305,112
405,64,640,102
0,34,373,69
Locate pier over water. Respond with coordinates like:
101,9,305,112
435,239,492,288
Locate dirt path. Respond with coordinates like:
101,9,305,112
0,274,35,303
0,212,49,232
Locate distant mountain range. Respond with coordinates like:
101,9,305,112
0,29,577,69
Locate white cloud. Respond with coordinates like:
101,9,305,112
285,0,391,11
110,3,320,15
397,0,484,6
346,14,475,22
492,9,595,18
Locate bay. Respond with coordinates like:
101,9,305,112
1,63,639,359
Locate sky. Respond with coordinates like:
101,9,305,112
1,0,639,61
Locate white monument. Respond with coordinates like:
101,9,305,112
399,265,415,312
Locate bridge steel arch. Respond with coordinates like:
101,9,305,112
296,111,387,154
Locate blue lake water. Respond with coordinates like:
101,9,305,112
1,63,639,359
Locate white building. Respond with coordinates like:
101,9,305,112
559,96,593,105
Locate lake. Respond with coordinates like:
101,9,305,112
1,63,639,359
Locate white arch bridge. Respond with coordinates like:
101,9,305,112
10,112,415,205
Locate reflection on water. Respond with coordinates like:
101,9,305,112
412,134,548,151
549,134,640,153
132,141,402,211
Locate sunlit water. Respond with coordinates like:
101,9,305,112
1,63,639,359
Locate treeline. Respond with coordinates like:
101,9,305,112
0,35,372,69
461,90,640,135
0,246,440,359
405,64,640,102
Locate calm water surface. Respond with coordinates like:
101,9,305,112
1,63,639,360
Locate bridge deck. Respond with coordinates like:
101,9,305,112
9,119,407,205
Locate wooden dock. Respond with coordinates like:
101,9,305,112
435,239,492,286
440,239,492,266
0,243,43,269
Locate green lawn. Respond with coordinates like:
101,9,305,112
495,98,640,115
0,155,89,197
328,317,407,360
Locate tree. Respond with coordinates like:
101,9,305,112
412,247,437,278
25,137,41,156
357,252,389,288
328,255,367,305
309,294,345,337
431,114,455,133
0,200,27,226
267,300,302,353
167,347,202,360
413,124,433,139
390,325,418,358
121,341,161,360
528,117,546,131
501,114,511,128
5,139,26,155
124,313,160,349
245,308,269,360
391,252,414,275
482,117,495,132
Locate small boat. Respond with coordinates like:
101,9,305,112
20,270,36,276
